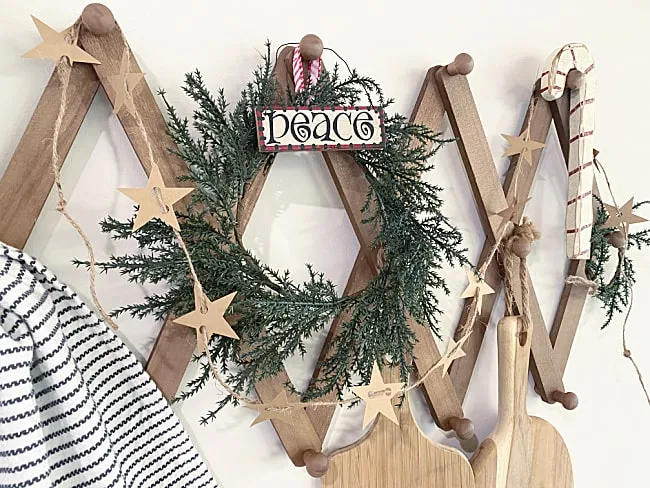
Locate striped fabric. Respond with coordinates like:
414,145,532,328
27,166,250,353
0,244,218,488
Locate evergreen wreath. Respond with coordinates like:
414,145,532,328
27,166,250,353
586,196,650,327
92,43,467,420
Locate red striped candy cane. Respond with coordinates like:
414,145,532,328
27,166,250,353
293,45,322,92
539,43,595,259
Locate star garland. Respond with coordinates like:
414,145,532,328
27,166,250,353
115,150,475,428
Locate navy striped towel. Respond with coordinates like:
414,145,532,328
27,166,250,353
0,243,218,488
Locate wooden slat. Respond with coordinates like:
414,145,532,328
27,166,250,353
434,70,506,233
549,259,587,373
0,63,99,249
323,151,378,268
548,93,593,376
129,39,320,464
305,252,374,441
435,68,565,402
79,26,197,403
307,68,466,438
79,25,188,182
254,372,322,465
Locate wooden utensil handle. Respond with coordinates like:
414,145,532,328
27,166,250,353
497,316,532,425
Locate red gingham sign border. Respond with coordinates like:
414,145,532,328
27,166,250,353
255,105,387,153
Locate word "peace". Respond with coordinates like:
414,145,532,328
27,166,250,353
256,106,386,152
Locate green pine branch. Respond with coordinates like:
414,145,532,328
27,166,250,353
587,197,650,328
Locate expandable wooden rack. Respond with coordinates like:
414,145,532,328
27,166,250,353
0,4,591,471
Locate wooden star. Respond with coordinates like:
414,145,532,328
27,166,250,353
118,164,193,231
435,331,472,377
351,362,405,429
502,129,545,165
460,267,495,313
23,16,100,65
174,286,239,340
106,51,145,115
245,391,298,426
603,198,648,230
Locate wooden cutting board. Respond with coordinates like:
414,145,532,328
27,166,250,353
471,317,573,488
322,367,475,488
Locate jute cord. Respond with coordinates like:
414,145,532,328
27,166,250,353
622,289,650,406
50,19,119,330
565,275,598,295
500,218,541,336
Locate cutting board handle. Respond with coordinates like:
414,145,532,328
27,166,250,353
496,316,532,426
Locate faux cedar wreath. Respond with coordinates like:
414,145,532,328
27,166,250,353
0,1,593,475
0,4,471,467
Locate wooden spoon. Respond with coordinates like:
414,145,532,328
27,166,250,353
471,316,573,488
323,367,475,488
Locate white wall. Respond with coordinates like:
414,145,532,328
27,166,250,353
1,1,649,486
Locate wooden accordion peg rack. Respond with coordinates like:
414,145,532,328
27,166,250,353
434,53,595,410
0,2,594,481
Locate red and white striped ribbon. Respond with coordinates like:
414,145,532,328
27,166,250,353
292,45,322,92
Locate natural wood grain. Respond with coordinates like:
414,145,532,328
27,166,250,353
470,317,573,488
322,151,378,268
516,278,565,404
435,68,565,402
79,25,189,183
275,46,296,102
410,317,465,429
434,69,506,233
0,62,99,249
254,371,322,466
322,367,475,488
310,67,467,438
547,94,595,376
305,252,374,442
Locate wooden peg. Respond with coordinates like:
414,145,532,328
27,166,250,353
446,53,474,76
550,390,579,410
447,416,475,440
511,235,532,259
606,230,627,249
303,450,329,478
299,34,324,61
81,3,116,36
566,69,586,89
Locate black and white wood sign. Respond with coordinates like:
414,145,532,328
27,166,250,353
256,106,386,152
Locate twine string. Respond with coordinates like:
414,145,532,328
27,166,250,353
50,19,119,330
500,218,540,338
199,317,474,408
584,153,648,405
622,290,650,406
565,275,598,295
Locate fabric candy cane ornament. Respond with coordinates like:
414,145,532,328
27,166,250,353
539,43,596,259
292,45,322,92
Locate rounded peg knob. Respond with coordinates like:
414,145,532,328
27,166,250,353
566,70,586,90
551,390,579,410
448,417,475,440
446,53,474,76
606,230,627,249
299,34,324,61
511,236,533,259
303,450,329,478
81,3,116,36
